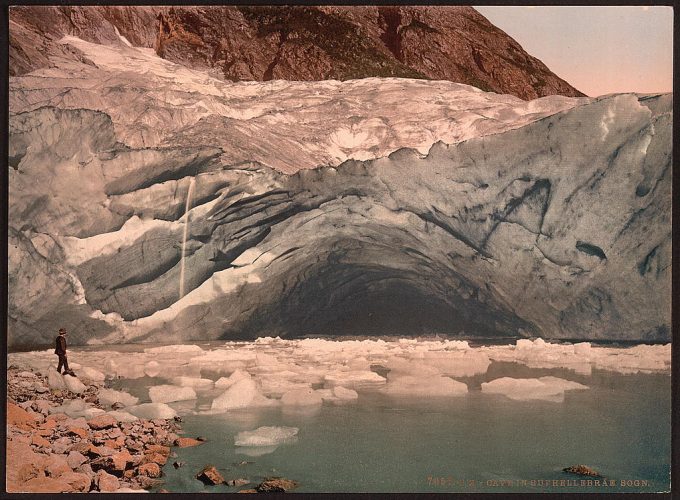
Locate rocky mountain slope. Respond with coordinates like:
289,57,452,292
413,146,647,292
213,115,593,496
9,5,584,100
8,31,671,348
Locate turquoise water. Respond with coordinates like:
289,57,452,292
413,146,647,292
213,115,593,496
111,361,671,493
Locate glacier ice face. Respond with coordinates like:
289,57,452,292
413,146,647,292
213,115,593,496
7,33,671,348
234,426,299,447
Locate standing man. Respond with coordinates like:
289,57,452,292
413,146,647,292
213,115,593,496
55,328,72,375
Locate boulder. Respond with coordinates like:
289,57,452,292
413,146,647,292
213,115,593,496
45,454,72,477
111,450,134,471
88,414,118,430
175,437,203,448
67,451,88,469
196,465,225,485
58,471,92,492
138,462,162,478
95,469,120,492
30,434,51,449
8,402,37,429
563,465,602,477
256,477,299,492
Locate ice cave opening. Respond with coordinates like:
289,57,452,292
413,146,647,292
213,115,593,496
232,238,533,339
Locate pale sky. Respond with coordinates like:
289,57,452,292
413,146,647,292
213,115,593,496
474,6,673,97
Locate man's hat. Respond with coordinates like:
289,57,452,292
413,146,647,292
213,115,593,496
58,328,67,334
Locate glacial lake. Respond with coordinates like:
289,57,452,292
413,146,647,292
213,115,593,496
95,340,670,494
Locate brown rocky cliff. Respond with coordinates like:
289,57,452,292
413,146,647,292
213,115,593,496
9,5,584,100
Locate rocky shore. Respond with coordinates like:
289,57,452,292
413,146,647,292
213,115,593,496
6,365,300,493
6,366,190,493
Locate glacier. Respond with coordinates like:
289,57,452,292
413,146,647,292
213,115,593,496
8,35,671,347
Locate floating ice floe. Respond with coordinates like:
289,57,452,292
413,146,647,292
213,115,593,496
481,376,588,402
383,374,468,397
281,388,323,406
482,338,671,375
236,445,279,457
234,426,299,446
149,385,197,403
420,350,491,377
126,403,178,419
98,388,139,408
144,344,205,354
171,376,215,390
333,386,359,400
210,378,277,411
215,369,251,389
323,370,387,390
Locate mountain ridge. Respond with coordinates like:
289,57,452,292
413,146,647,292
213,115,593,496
9,5,584,100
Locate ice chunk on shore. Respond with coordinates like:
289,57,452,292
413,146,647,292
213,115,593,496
83,408,106,418
171,376,214,390
50,398,87,417
210,378,276,411
481,376,588,402
126,403,178,419
234,426,299,446
98,388,139,408
78,366,106,382
214,369,251,389
144,344,204,354
281,388,323,406
64,374,87,394
105,410,139,422
47,368,66,389
149,385,197,403
383,375,468,396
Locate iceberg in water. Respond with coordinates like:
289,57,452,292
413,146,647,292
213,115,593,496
280,388,323,406
148,385,197,403
214,369,251,389
210,378,277,411
383,374,468,397
481,376,588,402
234,426,299,447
